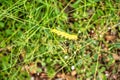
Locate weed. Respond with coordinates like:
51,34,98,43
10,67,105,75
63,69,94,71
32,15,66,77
0,0,120,80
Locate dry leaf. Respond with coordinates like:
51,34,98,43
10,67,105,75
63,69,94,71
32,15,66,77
105,35,116,41
71,70,77,76
65,75,76,80
112,54,120,61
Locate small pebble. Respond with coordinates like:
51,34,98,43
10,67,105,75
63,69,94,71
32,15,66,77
71,66,75,70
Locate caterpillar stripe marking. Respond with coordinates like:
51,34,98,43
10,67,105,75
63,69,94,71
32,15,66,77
51,29,78,40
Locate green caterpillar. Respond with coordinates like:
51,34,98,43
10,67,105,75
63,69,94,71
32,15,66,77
51,29,78,40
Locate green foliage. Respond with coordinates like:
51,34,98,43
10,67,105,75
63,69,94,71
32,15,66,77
0,0,120,79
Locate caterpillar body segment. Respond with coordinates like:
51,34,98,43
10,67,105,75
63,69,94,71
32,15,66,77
51,29,78,40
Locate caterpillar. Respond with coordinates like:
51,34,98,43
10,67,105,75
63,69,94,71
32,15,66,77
51,29,78,40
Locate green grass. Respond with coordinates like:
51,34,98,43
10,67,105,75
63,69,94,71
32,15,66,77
0,0,120,80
